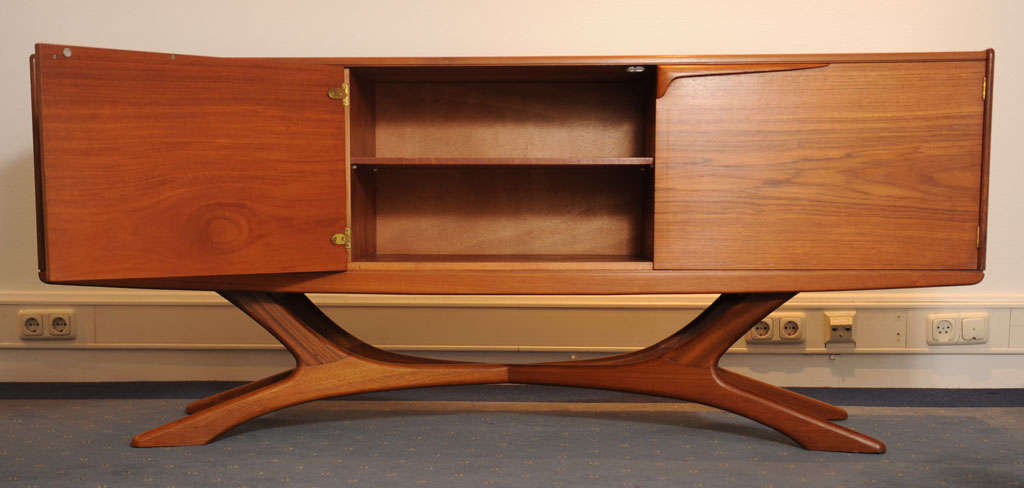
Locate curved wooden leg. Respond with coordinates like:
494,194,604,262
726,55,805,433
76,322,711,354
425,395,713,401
698,368,880,452
136,359,504,447
138,291,882,452
132,292,507,447
510,293,884,453
183,294,456,415
185,369,294,414
715,368,847,421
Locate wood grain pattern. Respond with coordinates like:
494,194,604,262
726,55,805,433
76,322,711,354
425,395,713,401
349,162,378,260
135,291,883,452
347,72,377,259
655,61,986,270
656,63,828,97
184,369,294,414
75,269,983,294
348,71,376,158
34,44,349,281
363,166,650,258
372,81,649,158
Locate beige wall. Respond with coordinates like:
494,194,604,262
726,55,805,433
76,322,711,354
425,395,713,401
1,1,1023,386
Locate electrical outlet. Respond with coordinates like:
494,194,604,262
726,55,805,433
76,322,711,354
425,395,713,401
776,313,805,343
18,309,75,340
45,311,74,338
747,318,775,343
927,312,988,345
927,313,959,345
18,311,45,338
825,311,856,346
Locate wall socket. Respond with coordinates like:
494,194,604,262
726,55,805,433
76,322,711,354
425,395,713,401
927,312,989,345
747,318,775,343
18,309,75,340
746,313,806,344
824,311,856,346
776,313,805,343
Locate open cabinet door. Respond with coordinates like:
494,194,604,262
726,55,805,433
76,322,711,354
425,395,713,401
32,44,349,282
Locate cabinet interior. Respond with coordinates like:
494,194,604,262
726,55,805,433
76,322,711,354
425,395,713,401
348,66,655,268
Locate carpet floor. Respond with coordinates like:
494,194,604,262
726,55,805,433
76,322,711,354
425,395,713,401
2,386,1022,487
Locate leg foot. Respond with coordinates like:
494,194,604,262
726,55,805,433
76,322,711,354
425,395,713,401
705,368,881,452
510,293,883,453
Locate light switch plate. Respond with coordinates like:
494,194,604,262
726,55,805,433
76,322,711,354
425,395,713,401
960,313,989,344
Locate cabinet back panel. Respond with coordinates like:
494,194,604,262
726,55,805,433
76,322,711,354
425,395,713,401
655,61,985,270
360,167,649,257
373,82,648,158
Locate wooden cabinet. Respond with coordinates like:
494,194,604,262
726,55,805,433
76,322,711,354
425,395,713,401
30,45,993,292
29,45,995,452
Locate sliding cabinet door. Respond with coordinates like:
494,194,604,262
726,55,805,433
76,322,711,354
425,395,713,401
654,61,986,270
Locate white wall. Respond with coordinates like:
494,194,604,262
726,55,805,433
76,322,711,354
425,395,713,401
1,1,1022,385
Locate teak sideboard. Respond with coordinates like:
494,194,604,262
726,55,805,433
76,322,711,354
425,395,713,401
29,44,995,453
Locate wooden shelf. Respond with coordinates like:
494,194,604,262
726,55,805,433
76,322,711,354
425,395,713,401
351,157,653,167
350,255,653,271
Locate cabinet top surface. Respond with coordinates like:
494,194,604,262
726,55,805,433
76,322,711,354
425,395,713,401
252,51,992,66
36,44,990,66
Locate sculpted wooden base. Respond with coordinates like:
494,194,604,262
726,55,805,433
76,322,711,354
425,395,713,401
132,292,884,453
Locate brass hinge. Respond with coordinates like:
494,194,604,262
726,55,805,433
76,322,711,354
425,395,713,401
983,77,987,100
977,226,982,248
328,83,350,106
331,227,352,249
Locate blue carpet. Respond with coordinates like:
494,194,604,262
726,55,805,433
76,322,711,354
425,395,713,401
2,383,1023,406
2,391,1022,487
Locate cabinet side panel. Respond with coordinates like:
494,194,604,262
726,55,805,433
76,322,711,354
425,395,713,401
30,53,47,276
35,45,349,281
655,61,985,270
978,49,994,270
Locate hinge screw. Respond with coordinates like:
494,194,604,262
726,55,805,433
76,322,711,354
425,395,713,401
330,228,352,249
328,84,350,106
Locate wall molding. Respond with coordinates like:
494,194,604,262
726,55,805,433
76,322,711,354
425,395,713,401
3,289,1022,386
3,289,1024,309
3,347,1022,387
3,342,1024,355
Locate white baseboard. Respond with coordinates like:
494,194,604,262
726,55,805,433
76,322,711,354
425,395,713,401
3,289,1024,308
1,289,1023,386
2,348,1023,388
